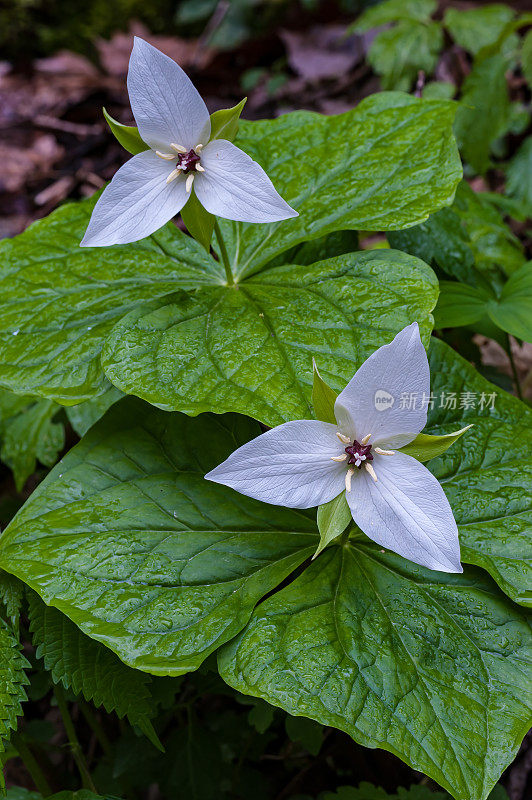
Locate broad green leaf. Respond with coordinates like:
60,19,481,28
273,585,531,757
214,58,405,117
0,390,65,490
218,542,532,800
209,98,247,141
265,229,359,270
65,383,123,437
0,619,29,772
101,250,437,426
315,492,351,559
426,338,532,606
506,136,532,216
180,188,214,251
422,81,455,101
352,0,437,30
0,96,459,409
366,22,444,92
399,426,473,462
454,55,511,175
221,94,461,279
389,181,525,288
434,282,492,328
0,399,316,675
102,108,148,155
444,5,515,56
27,593,161,748
312,359,337,424
0,197,222,404
487,261,532,343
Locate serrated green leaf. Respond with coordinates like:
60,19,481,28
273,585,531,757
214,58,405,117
444,5,515,56
218,543,532,800
0,571,24,629
103,108,148,156
426,338,532,606
315,493,351,559
27,593,161,748
487,260,532,342
454,55,511,175
312,360,337,424
399,426,473,463
389,181,525,288
209,98,247,141
0,399,317,675
101,250,437,426
0,618,29,762
0,390,65,490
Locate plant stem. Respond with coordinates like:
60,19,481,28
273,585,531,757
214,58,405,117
12,732,52,796
214,219,234,285
506,334,523,400
54,685,97,792
78,699,112,758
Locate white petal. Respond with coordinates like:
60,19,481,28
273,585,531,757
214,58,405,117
194,140,298,223
346,451,462,573
81,151,189,247
334,323,429,449
205,420,345,508
127,37,210,151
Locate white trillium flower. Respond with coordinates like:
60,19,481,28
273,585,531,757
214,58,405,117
81,37,297,247
206,323,463,573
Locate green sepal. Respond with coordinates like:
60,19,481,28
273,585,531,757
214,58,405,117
180,188,215,251
102,108,148,155
315,493,351,560
312,359,338,424
399,425,473,462
210,98,247,141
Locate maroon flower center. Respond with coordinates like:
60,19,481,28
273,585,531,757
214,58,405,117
178,149,201,173
345,440,374,468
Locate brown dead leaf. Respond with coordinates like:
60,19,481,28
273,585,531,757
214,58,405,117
280,25,363,82
0,135,63,193
96,21,212,77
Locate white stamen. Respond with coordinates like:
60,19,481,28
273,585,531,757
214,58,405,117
185,174,195,192
361,433,372,445
354,457,361,467
156,151,176,160
194,143,204,152
374,447,395,456
166,168,182,184
336,432,351,444
365,462,378,482
345,468,354,492
331,454,347,462
196,164,205,172
171,143,187,153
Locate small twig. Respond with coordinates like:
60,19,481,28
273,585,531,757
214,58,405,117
414,70,426,97
34,115,100,137
506,334,523,400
